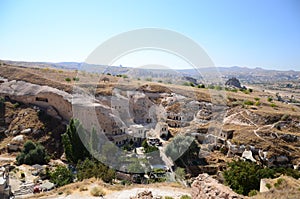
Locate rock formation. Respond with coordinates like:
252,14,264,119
192,173,245,199
225,77,242,89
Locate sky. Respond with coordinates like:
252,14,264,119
0,0,300,70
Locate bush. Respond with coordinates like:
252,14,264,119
197,84,205,88
255,101,261,106
244,100,254,105
142,140,159,153
183,82,190,86
189,82,195,87
13,102,20,108
76,158,115,183
165,196,174,199
274,178,285,188
16,140,49,165
266,183,272,189
50,165,73,187
180,195,191,199
72,77,79,81
267,97,273,102
90,187,105,197
254,97,260,101
65,77,71,82
214,85,222,90
270,103,277,107
175,167,186,180
241,90,250,94
248,190,257,196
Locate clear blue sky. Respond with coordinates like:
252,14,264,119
0,0,299,70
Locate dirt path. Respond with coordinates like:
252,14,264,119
105,187,191,199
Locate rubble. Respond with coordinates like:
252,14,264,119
191,173,245,199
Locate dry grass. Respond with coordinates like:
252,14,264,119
254,176,300,199
90,186,106,196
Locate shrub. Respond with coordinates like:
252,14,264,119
248,88,253,93
72,77,79,81
267,97,273,102
175,167,186,180
244,100,254,105
90,187,105,197
270,103,277,108
248,190,257,196
16,140,49,165
242,90,250,94
254,97,260,101
266,183,272,189
183,82,190,86
158,80,163,83
255,101,261,106
274,178,285,188
145,78,152,82
65,77,71,82
76,158,115,183
197,84,205,88
13,102,20,108
214,85,222,90
142,140,158,153
122,74,128,78
208,85,215,89
50,165,73,187
165,196,174,199
180,195,191,199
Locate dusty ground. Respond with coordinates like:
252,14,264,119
24,179,190,199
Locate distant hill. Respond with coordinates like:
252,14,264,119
1,60,299,84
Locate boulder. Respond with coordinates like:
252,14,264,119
12,135,24,143
21,128,31,134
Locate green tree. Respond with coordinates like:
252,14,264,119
16,140,49,165
62,119,90,164
50,165,73,187
223,160,275,196
76,158,115,183
175,167,186,180
142,140,158,153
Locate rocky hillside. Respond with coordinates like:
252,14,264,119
0,100,66,158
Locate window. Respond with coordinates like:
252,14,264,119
36,97,48,102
